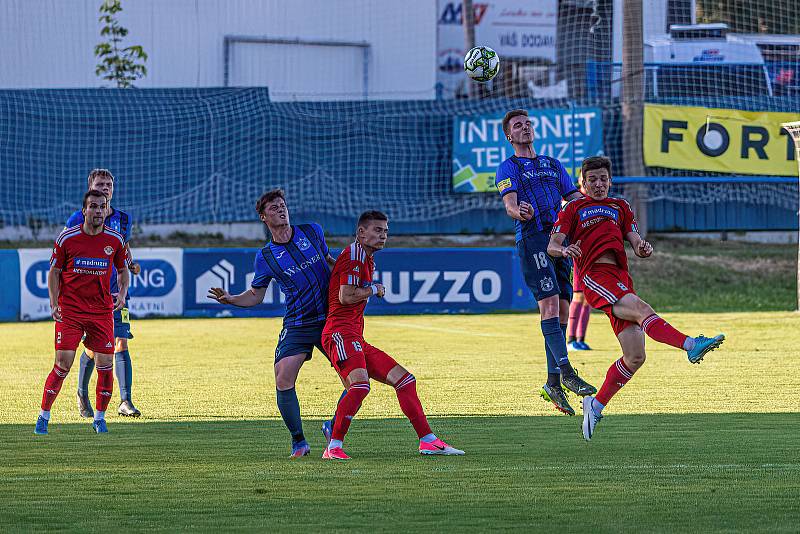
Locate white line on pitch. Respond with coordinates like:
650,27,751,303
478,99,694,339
382,321,507,338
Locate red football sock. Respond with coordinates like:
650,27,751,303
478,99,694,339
595,358,635,406
576,302,592,339
394,373,432,439
95,364,114,412
331,382,370,442
41,365,68,411
641,314,689,350
567,300,582,338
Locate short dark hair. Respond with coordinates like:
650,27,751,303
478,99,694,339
357,210,388,228
255,189,285,215
83,189,108,208
87,168,114,187
502,109,529,137
581,156,612,180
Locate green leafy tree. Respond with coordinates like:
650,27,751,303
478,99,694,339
94,0,147,88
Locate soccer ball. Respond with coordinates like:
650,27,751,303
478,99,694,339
464,46,500,83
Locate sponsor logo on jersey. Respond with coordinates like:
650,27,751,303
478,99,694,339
274,250,286,259
617,282,628,291
540,277,554,292
578,205,619,222
104,246,114,255
74,257,110,269
297,237,311,251
282,254,322,277
496,178,512,193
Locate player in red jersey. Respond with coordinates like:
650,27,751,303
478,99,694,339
547,156,725,441
320,210,464,460
34,190,129,435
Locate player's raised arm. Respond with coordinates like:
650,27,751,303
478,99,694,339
621,198,652,258
501,192,533,222
207,286,267,307
547,233,582,259
339,282,383,305
626,231,653,258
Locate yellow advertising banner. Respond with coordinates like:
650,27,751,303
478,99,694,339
643,104,798,176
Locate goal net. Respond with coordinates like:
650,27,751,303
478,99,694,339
0,1,797,235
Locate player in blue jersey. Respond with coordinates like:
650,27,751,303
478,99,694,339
207,189,339,458
495,109,596,416
68,169,143,419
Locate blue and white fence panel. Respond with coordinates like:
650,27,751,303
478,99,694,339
2,247,541,321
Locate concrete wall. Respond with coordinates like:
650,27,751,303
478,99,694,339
0,0,437,100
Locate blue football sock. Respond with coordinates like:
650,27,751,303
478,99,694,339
114,350,132,402
541,317,570,368
276,387,304,442
77,351,94,397
330,389,347,428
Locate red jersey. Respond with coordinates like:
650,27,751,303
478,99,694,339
552,196,638,272
323,241,375,336
50,224,127,315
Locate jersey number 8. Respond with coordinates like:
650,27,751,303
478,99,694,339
532,252,549,270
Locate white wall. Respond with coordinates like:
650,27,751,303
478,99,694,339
0,0,437,100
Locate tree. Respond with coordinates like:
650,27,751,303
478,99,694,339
94,0,147,88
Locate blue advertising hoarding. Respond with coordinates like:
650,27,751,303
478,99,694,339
183,247,528,317
5,247,540,322
452,107,604,193
0,250,20,320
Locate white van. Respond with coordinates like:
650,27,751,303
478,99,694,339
644,23,773,97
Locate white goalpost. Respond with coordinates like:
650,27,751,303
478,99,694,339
780,121,800,312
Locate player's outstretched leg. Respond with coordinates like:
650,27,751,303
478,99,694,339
322,390,348,445
92,363,113,433
575,302,592,350
582,325,644,441
76,351,95,418
540,320,576,415
381,364,463,456
324,378,370,460
614,294,725,364
116,348,140,417
36,364,69,435
274,353,310,458
541,313,596,396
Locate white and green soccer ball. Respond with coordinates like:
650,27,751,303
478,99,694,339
463,46,500,83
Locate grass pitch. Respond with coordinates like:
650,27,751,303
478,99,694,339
1,313,799,532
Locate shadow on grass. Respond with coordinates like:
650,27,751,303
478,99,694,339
1,414,798,532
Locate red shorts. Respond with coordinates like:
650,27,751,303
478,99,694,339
321,331,399,383
581,263,637,336
55,312,114,353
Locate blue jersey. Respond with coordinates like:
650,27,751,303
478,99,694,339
495,155,578,242
66,207,132,296
251,223,331,327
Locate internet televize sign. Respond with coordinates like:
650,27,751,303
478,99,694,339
452,107,604,193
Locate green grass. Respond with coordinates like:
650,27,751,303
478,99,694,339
1,313,799,532
630,239,796,312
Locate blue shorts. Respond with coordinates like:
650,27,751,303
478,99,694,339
275,321,327,364
113,307,133,340
517,231,573,302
